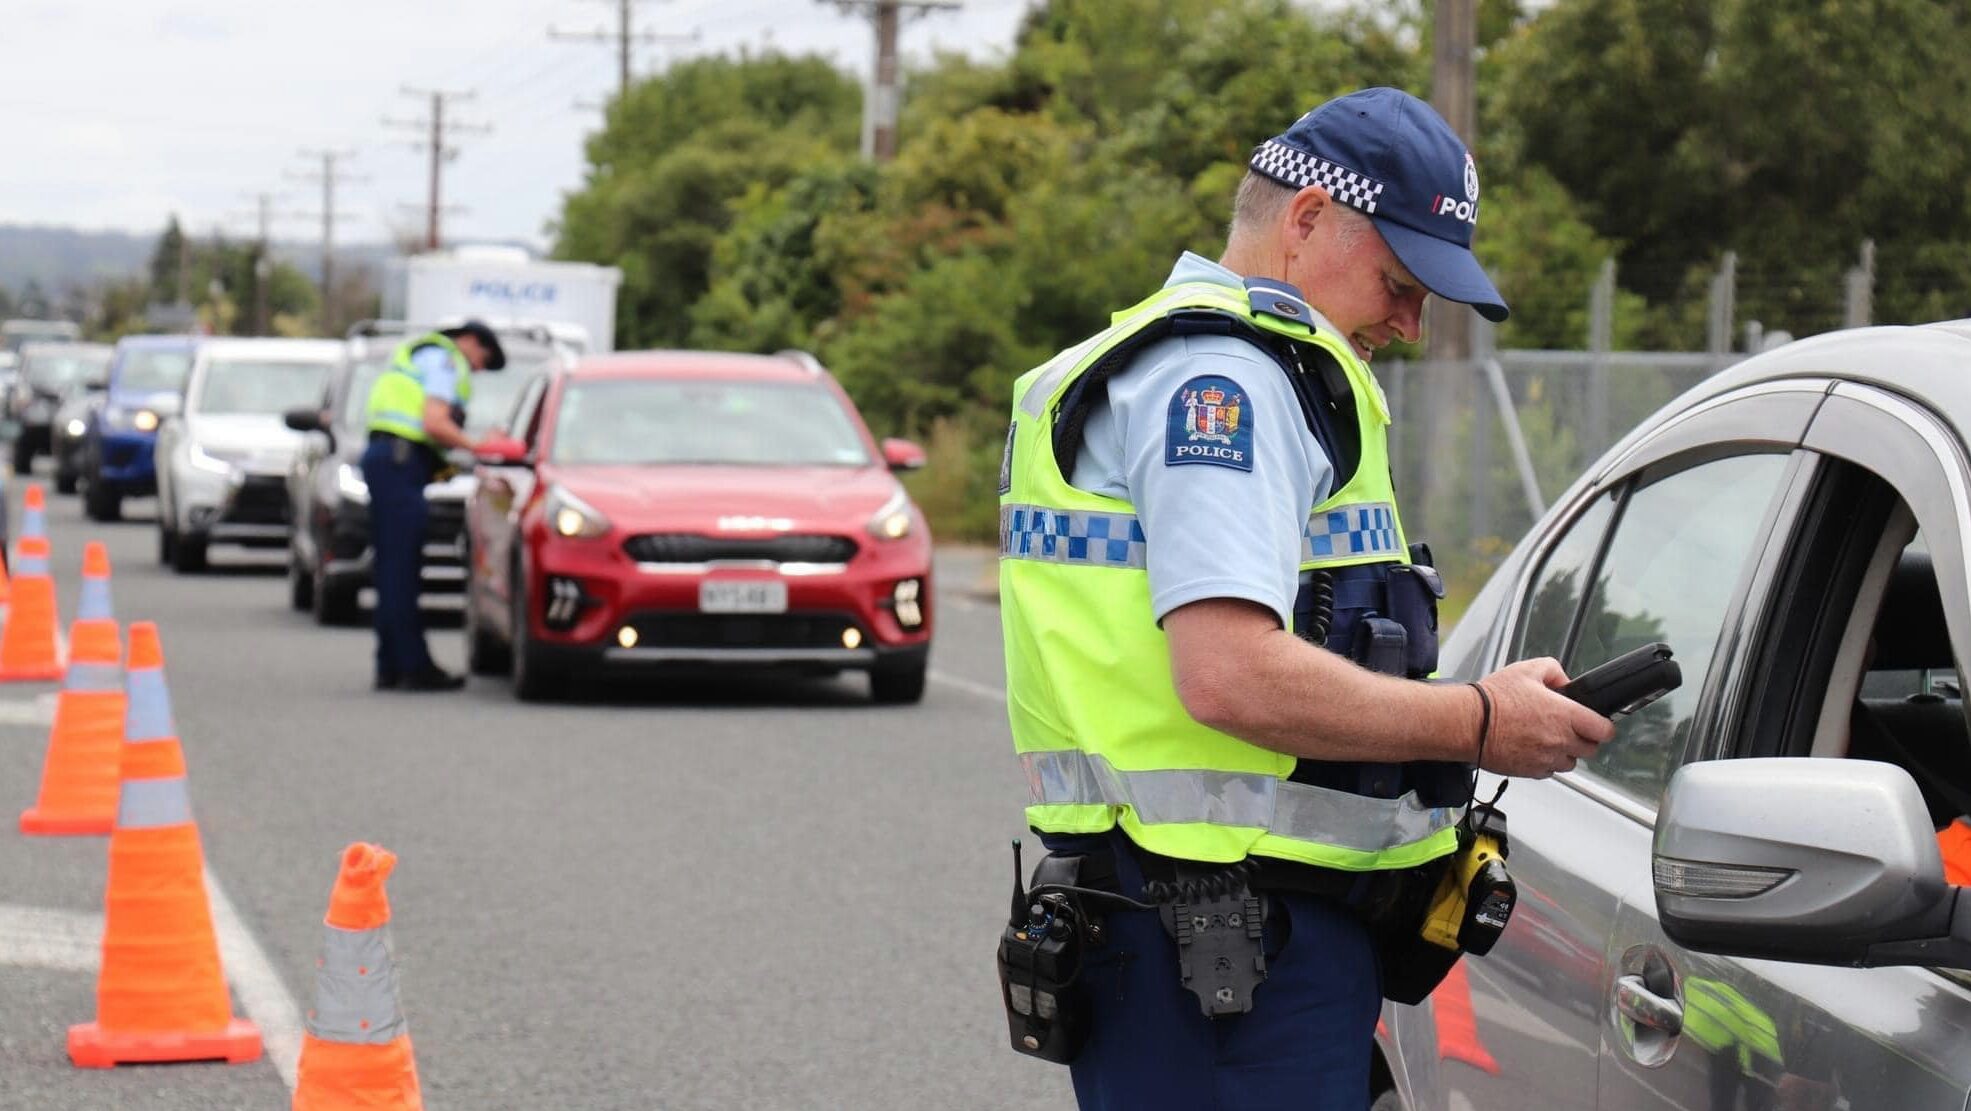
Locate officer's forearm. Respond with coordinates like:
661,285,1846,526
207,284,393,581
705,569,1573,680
421,410,472,451
1165,598,1479,763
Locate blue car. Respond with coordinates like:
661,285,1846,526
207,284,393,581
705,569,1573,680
82,335,197,521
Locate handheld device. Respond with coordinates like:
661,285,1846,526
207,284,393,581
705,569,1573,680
1560,642,1681,718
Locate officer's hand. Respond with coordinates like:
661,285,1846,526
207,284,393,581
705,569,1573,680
1472,657,1616,779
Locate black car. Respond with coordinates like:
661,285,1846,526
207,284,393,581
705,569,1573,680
10,342,111,474
284,324,563,625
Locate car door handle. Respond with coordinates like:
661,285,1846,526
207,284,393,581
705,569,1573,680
1614,974,1683,1036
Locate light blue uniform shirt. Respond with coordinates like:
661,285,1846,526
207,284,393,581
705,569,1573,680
1068,252,1335,628
412,344,459,405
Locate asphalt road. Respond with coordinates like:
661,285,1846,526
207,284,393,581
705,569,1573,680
0,481,1069,1110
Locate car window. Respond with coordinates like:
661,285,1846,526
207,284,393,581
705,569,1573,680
1565,453,1792,804
510,377,548,446
196,358,336,416
118,349,193,393
1514,489,1619,661
548,379,870,467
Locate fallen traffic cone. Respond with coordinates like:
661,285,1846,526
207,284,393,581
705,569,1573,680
76,541,113,621
293,842,424,1110
0,535,65,680
1432,959,1500,1074
68,622,262,1068
19,618,123,835
20,482,46,541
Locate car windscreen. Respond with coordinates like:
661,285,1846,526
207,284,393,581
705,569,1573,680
549,378,871,466
196,358,335,416
336,355,552,435
25,349,110,392
117,349,193,393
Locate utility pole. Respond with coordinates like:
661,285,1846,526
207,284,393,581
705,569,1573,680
288,151,363,334
550,0,695,102
821,1,961,161
227,191,283,335
383,88,489,251
1425,0,1477,364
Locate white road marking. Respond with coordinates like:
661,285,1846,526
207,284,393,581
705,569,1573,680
928,670,1006,702
0,903,102,971
205,868,306,1090
0,693,57,725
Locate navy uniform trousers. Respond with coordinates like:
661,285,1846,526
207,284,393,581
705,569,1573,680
361,434,436,681
1052,831,1383,1111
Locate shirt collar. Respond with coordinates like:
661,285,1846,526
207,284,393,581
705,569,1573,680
1163,251,1244,291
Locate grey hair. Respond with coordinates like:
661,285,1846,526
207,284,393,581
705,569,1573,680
1228,170,1372,247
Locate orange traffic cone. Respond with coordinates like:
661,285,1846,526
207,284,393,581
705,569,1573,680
76,541,113,621
293,842,424,1110
19,618,123,835
1432,959,1500,1074
68,622,262,1068
0,535,63,680
20,482,46,541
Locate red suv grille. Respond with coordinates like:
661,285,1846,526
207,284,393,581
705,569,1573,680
622,533,858,564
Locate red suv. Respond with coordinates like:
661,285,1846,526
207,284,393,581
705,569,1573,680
462,350,933,702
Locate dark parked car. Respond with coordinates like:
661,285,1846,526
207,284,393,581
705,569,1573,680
9,342,111,474
51,375,109,494
284,325,565,625
80,335,198,520
1373,321,1971,1111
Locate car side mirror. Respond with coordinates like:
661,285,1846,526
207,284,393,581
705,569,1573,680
1654,758,1971,968
284,407,323,433
881,437,926,473
475,434,531,466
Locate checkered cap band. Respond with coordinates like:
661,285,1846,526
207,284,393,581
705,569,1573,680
999,504,1147,570
1249,139,1386,214
1302,502,1401,562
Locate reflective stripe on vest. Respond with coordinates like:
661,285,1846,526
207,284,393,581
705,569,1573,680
998,504,1146,568
1020,749,1459,856
125,668,175,742
65,661,121,692
307,925,407,1044
1303,501,1400,561
118,776,192,829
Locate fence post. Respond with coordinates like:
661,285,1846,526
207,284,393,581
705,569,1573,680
1844,239,1875,328
1586,257,1615,457
1707,250,1737,368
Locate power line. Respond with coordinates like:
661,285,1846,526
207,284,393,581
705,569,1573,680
818,1,962,161
549,0,699,101
382,87,491,251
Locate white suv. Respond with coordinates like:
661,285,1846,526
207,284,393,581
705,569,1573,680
155,337,340,573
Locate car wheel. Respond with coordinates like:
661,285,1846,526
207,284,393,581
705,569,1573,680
288,555,315,611
84,474,120,522
313,568,360,627
1369,1091,1405,1111
170,533,208,574
12,436,33,476
464,579,512,676
158,522,175,565
509,565,562,702
54,461,77,495
870,658,928,705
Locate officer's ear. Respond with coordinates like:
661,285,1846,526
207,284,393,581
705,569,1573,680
1285,186,1338,249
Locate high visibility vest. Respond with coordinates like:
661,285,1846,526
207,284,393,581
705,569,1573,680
365,333,473,444
1000,279,1461,872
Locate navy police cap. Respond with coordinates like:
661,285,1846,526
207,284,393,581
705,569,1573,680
1250,87,1508,322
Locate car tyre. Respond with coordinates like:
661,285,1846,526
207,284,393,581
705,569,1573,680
11,436,33,476
509,567,563,702
54,460,77,495
170,533,208,574
312,567,360,626
289,555,315,612
870,658,928,705
464,581,512,676
83,473,120,522
158,522,175,565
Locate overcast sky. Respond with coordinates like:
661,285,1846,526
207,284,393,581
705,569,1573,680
1,0,1034,250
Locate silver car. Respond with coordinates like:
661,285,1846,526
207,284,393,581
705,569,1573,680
155,338,340,573
1375,321,1971,1110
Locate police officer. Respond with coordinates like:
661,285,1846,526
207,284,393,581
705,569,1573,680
364,320,503,692
998,88,1615,1107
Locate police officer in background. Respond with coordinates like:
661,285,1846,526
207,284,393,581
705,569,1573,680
364,320,503,692
997,88,1614,1107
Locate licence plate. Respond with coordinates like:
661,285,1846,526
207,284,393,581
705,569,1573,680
699,580,787,614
